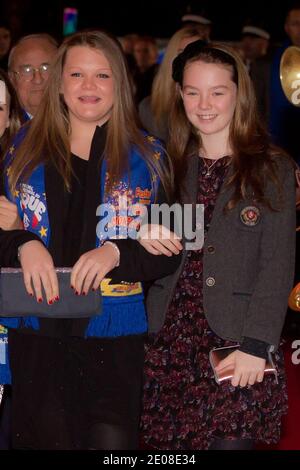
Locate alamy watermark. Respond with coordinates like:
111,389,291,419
291,340,300,365
96,197,204,250
0,338,7,365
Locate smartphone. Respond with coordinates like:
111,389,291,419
209,344,278,385
63,7,78,36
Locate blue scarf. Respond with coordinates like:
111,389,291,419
3,132,161,338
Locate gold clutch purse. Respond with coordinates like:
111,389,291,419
209,345,278,385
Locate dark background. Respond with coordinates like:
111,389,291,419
0,0,298,42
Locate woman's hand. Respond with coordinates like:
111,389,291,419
18,240,59,304
0,196,23,230
215,350,266,387
138,223,183,256
71,244,120,295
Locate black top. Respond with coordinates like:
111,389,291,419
63,154,88,267
39,154,89,337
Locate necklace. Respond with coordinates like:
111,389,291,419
200,157,219,176
199,153,230,176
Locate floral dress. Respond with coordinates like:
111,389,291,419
141,156,288,450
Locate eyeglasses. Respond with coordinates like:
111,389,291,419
12,63,51,81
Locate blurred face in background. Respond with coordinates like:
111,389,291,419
285,9,300,47
133,38,157,71
120,34,139,55
194,24,210,41
9,37,57,116
0,27,11,59
241,35,269,61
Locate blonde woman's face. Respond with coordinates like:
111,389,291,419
181,60,237,141
61,46,114,127
0,83,9,138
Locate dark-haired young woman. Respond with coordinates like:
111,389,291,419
140,41,296,450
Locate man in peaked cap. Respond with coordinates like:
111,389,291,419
181,10,212,41
241,24,270,71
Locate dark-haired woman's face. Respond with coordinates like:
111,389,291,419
61,45,114,127
181,60,237,142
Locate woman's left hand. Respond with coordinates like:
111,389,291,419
215,350,266,387
71,244,120,295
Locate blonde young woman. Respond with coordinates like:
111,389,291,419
0,31,181,450
139,25,207,142
140,41,295,450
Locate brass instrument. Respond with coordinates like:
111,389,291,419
280,47,300,310
281,48,300,216
280,46,300,106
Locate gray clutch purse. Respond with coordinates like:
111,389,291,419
0,268,102,318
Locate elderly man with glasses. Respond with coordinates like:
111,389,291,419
0,35,57,449
8,34,58,119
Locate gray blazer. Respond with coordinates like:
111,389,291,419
146,155,296,350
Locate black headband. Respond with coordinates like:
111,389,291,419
172,39,237,85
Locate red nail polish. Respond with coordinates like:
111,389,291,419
55,296,59,301
71,285,74,289
75,291,79,296
82,292,86,296
48,300,53,305
38,298,43,303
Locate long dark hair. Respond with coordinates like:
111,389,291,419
169,41,287,208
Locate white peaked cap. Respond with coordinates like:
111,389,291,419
181,14,212,25
242,26,270,40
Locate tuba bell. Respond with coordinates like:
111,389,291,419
280,45,300,106
280,47,300,214
280,46,300,311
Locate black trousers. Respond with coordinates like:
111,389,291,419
8,329,145,450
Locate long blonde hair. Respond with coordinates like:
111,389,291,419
8,30,172,199
150,25,205,128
